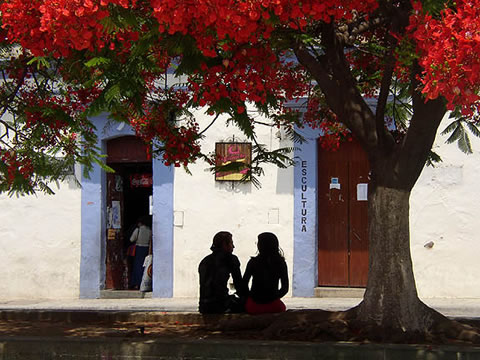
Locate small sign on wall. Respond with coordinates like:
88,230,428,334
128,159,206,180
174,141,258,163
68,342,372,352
329,177,341,190
215,142,252,181
357,183,368,201
107,228,117,240
109,200,121,229
130,173,153,188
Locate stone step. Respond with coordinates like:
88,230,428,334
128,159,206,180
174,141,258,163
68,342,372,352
314,287,365,298
100,290,152,299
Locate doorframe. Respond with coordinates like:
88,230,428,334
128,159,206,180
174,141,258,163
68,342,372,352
80,114,174,298
292,123,321,297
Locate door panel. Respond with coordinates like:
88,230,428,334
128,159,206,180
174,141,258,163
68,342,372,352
317,148,349,286
347,141,369,286
317,139,369,287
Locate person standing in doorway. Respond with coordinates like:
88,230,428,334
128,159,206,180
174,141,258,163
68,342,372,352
198,231,246,313
129,216,152,290
243,232,289,314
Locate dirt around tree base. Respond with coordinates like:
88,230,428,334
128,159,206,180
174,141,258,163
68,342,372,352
212,309,480,345
1,310,480,346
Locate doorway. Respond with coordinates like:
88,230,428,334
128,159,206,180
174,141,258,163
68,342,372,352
317,139,369,287
105,136,152,290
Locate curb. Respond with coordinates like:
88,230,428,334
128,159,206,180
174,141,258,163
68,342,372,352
0,309,240,324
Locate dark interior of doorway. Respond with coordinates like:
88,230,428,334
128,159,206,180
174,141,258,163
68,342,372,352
106,162,152,291
113,162,153,239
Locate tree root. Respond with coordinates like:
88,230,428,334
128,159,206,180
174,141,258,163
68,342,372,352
202,307,480,345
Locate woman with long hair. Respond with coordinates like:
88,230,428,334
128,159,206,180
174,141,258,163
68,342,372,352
243,232,289,314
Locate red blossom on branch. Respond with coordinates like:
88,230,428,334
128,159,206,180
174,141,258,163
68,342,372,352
409,0,480,115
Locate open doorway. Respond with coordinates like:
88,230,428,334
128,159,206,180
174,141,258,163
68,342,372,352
105,136,152,290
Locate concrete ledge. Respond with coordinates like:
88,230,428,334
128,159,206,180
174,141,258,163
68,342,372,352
0,309,270,326
0,310,210,324
100,290,153,299
314,287,365,298
1,336,480,360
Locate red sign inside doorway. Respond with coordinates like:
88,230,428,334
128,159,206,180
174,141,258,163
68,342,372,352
129,173,152,188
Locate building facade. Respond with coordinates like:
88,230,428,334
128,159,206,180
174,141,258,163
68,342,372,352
1,110,480,300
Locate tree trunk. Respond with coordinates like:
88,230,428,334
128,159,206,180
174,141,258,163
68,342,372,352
356,185,436,333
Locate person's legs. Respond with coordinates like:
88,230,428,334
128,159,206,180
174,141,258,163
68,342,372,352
199,299,228,314
226,295,246,313
131,246,149,288
245,297,286,315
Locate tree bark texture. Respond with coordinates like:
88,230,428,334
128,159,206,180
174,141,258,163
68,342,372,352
356,186,434,331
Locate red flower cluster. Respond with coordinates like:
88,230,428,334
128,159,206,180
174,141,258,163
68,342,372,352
0,150,33,185
1,0,139,57
409,0,480,115
190,47,308,112
304,95,351,151
129,93,201,167
21,89,96,156
150,0,378,56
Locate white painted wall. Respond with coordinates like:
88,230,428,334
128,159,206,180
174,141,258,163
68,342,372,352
0,177,81,300
411,119,480,298
172,109,295,297
2,111,480,300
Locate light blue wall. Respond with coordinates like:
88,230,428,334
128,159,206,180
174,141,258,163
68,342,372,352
80,115,174,298
292,125,321,297
152,157,174,297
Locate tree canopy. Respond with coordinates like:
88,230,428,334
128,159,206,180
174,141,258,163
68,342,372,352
1,0,478,195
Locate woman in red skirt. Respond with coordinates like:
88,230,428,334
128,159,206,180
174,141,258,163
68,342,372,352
243,232,289,314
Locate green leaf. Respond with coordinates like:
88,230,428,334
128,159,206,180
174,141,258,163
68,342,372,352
104,83,121,104
284,127,306,144
84,57,111,68
27,57,50,69
444,121,463,144
441,119,461,136
442,119,475,154
458,128,472,154
465,122,480,138
426,150,442,167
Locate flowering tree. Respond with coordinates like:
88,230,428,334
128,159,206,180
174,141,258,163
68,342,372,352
2,0,480,337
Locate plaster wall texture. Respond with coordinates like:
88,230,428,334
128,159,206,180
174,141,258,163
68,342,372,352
411,119,480,298
0,178,81,300
172,110,294,297
3,112,480,300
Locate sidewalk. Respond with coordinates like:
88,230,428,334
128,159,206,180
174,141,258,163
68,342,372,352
1,296,480,318
2,297,480,359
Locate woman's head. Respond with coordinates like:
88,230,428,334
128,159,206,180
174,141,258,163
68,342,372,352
138,215,151,227
211,231,234,252
257,232,283,258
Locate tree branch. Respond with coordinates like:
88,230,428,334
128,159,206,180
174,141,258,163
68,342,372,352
375,46,396,152
295,24,379,150
396,62,447,189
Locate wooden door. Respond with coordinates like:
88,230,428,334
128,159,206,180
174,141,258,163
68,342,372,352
317,139,369,287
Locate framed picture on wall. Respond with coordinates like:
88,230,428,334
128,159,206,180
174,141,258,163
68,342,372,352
215,142,252,181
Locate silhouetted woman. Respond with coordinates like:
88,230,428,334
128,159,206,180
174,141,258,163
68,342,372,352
243,232,289,314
